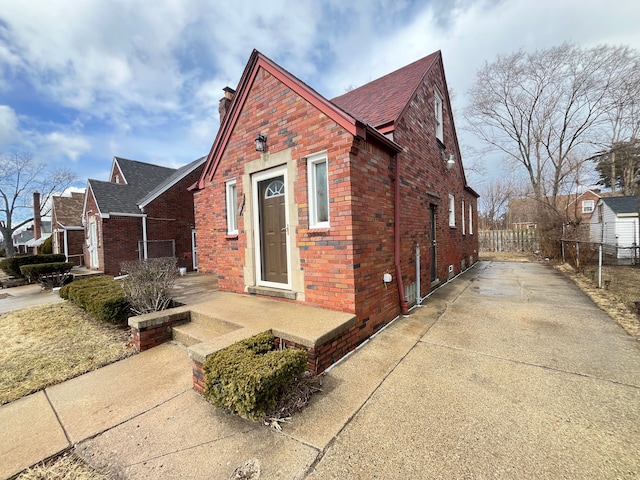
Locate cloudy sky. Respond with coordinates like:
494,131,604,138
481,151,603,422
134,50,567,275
1,0,639,190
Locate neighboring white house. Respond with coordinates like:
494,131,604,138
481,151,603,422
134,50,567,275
590,195,639,261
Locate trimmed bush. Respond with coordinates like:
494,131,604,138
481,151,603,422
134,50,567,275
0,254,66,278
203,331,308,421
38,236,53,254
20,262,74,288
59,276,130,324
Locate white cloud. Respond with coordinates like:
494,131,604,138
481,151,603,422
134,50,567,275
41,132,91,162
1,0,639,189
0,105,21,147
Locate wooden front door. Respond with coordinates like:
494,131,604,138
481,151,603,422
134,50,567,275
258,176,288,284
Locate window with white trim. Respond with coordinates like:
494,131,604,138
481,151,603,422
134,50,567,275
468,203,473,235
448,194,455,227
307,152,329,228
226,179,238,235
435,88,444,142
582,199,594,213
462,200,466,235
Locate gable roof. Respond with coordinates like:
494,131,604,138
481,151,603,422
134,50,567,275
601,195,638,216
331,52,439,132
52,192,84,228
87,179,147,216
197,49,402,189
112,157,175,187
138,156,206,208
87,158,178,216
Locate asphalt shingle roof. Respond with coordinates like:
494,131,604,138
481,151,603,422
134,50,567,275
138,156,206,207
52,192,84,227
114,157,176,188
89,158,178,215
602,195,638,215
331,52,439,129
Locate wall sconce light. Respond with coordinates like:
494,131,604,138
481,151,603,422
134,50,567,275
255,134,267,152
445,154,455,170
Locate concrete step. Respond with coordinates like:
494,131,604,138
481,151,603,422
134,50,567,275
172,315,240,347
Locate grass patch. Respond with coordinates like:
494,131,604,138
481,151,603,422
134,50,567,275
0,302,135,405
17,452,108,480
556,263,640,340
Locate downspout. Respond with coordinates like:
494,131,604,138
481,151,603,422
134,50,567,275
63,229,69,262
142,215,148,260
394,153,409,315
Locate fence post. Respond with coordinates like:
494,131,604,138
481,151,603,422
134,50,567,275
598,243,603,289
576,242,580,270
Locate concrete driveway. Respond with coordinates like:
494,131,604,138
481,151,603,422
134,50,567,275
306,261,640,479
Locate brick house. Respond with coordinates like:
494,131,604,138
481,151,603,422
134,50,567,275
83,156,205,275
51,192,85,265
193,49,478,370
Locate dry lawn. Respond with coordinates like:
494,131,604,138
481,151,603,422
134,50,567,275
0,302,134,405
480,250,640,341
17,453,109,480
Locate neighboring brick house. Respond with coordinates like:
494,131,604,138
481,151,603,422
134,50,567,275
51,192,85,265
83,156,205,275
193,49,478,371
508,189,606,228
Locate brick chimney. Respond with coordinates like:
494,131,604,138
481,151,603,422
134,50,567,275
218,86,236,122
33,190,41,240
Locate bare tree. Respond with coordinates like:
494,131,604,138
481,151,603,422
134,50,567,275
478,178,525,229
0,152,77,258
464,44,637,207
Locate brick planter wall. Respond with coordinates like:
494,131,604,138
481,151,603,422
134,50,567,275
129,308,191,352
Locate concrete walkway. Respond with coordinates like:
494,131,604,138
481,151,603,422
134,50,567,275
1,261,639,479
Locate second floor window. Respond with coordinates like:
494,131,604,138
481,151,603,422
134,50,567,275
435,88,444,142
582,199,594,213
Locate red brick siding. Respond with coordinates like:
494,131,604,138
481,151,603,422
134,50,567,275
195,67,358,311
393,57,478,292
143,166,203,271
349,138,401,337
101,216,143,275
67,230,85,261
194,60,478,373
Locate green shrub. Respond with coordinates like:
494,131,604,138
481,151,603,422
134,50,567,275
38,236,53,254
20,262,74,288
0,254,66,278
203,331,308,421
59,276,130,324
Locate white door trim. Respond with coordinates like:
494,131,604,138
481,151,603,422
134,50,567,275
191,229,198,270
252,166,291,289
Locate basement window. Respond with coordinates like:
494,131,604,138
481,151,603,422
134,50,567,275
308,152,329,228
226,179,238,235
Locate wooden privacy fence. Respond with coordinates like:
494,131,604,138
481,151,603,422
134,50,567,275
479,229,539,253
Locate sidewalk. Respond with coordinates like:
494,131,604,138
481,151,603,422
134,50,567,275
1,261,639,479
